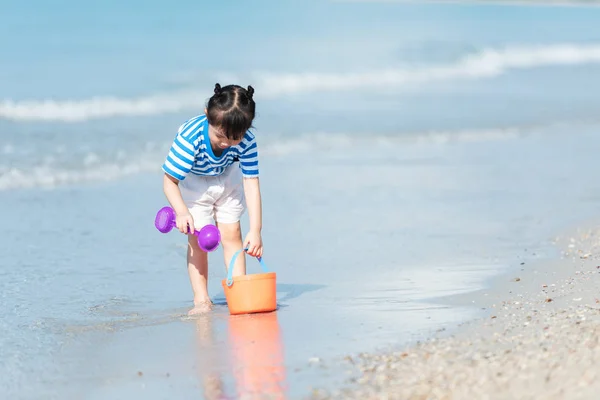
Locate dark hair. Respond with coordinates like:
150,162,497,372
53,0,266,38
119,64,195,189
206,83,256,141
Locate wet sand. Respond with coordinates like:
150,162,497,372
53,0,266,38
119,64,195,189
309,223,600,399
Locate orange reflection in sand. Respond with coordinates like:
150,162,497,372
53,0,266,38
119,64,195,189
228,311,288,399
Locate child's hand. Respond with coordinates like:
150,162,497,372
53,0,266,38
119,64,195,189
244,230,263,258
176,212,195,234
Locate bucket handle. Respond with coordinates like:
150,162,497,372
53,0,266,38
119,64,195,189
226,248,269,287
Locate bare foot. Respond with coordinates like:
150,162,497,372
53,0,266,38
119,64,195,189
188,300,213,316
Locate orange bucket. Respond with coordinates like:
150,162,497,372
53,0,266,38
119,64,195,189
221,248,277,315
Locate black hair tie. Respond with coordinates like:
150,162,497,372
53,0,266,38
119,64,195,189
214,83,222,96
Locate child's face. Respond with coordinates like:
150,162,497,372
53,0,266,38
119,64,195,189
208,124,243,150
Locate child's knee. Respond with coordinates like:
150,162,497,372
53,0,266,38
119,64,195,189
219,223,242,246
187,234,204,253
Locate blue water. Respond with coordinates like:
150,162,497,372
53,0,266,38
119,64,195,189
2,1,600,399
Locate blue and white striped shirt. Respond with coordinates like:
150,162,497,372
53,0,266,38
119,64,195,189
162,114,259,181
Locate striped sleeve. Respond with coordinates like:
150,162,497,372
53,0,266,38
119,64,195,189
238,131,259,178
161,124,199,181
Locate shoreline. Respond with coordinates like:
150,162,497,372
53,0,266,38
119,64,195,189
308,219,600,399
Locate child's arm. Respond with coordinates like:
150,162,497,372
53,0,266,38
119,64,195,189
163,173,195,233
242,176,263,257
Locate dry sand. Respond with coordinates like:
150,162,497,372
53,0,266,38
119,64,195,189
308,224,600,399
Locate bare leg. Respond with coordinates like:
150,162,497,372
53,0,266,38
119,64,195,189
187,234,212,315
216,221,246,277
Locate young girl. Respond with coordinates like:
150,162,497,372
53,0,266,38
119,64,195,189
161,83,263,315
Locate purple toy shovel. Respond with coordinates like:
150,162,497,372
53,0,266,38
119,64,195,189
154,206,221,252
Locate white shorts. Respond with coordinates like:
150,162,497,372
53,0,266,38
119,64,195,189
179,165,245,229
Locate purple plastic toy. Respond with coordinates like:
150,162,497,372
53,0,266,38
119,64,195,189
154,206,221,252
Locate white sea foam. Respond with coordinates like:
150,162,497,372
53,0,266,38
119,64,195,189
0,126,527,191
256,43,600,96
0,158,161,191
1,43,600,122
0,91,204,122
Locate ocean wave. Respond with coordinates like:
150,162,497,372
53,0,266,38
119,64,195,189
0,126,527,191
260,126,523,156
0,91,205,122
0,158,161,191
257,43,600,96
1,43,599,122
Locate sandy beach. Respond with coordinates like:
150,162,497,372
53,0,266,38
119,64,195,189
309,223,600,399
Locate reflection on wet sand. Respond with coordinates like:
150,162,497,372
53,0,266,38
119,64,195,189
194,314,226,399
194,311,288,399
